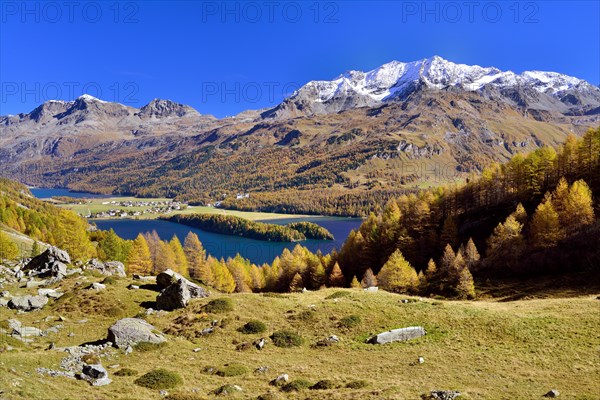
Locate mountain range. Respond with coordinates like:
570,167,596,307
1,56,598,212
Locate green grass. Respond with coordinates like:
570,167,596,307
57,196,314,221
0,277,598,399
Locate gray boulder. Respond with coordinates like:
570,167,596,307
8,295,49,311
367,326,426,344
23,246,70,279
89,282,106,291
156,269,187,289
156,278,209,311
84,259,126,277
81,364,111,386
107,318,166,349
8,319,44,337
544,389,560,398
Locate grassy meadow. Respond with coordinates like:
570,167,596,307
1,272,598,399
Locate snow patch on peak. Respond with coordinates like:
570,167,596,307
77,94,107,103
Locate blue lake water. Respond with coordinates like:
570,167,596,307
93,217,362,265
30,188,112,199
31,188,362,265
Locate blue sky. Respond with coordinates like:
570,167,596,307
1,1,598,117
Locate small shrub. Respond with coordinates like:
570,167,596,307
310,380,338,390
338,315,362,329
105,306,126,318
101,276,118,285
257,391,280,400
289,309,315,321
204,298,234,313
216,364,248,377
81,354,100,365
114,368,138,377
270,331,304,348
134,341,167,352
281,379,312,392
346,380,369,389
325,291,351,299
134,369,183,389
238,320,267,334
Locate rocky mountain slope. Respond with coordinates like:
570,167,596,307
0,57,598,209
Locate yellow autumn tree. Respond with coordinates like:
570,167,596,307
328,262,345,287
530,194,561,248
154,240,177,274
377,249,418,294
208,256,236,293
183,232,209,282
169,235,189,276
126,234,153,275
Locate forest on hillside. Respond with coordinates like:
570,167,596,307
1,128,598,300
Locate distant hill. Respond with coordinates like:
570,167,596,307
1,57,598,215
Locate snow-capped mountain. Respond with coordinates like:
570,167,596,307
264,56,600,118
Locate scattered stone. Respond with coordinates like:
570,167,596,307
159,390,168,396
68,332,75,337
89,282,106,291
200,327,214,336
156,278,209,311
255,366,269,374
38,288,63,299
316,335,340,347
364,286,378,292
254,338,266,350
544,389,560,398
81,364,111,386
125,346,133,355
23,246,70,279
36,368,76,379
418,356,425,364
270,374,289,386
127,284,139,290
8,295,48,311
193,348,202,353
132,274,154,281
107,318,166,349
367,326,426,344
26,279,49,288
429,390,461,400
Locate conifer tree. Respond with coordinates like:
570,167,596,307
126,234,153,275
289,272,304,292
169,235,189,276
440,244,456,275
455,266,476,299
360,268,377,288
377,249,418,293
425,258,437,278
530,195,561,248
154,240,177,274
440,216,459,249
226,255,253,293
307,256,326,290
417,270,427,292
565,180,595,231
143,230,161,268
208,256,236,293
350,275,360,288
512,203,528,225
328,262,345,287
464,238,480,270
98,229,125,262
183,232,208,281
